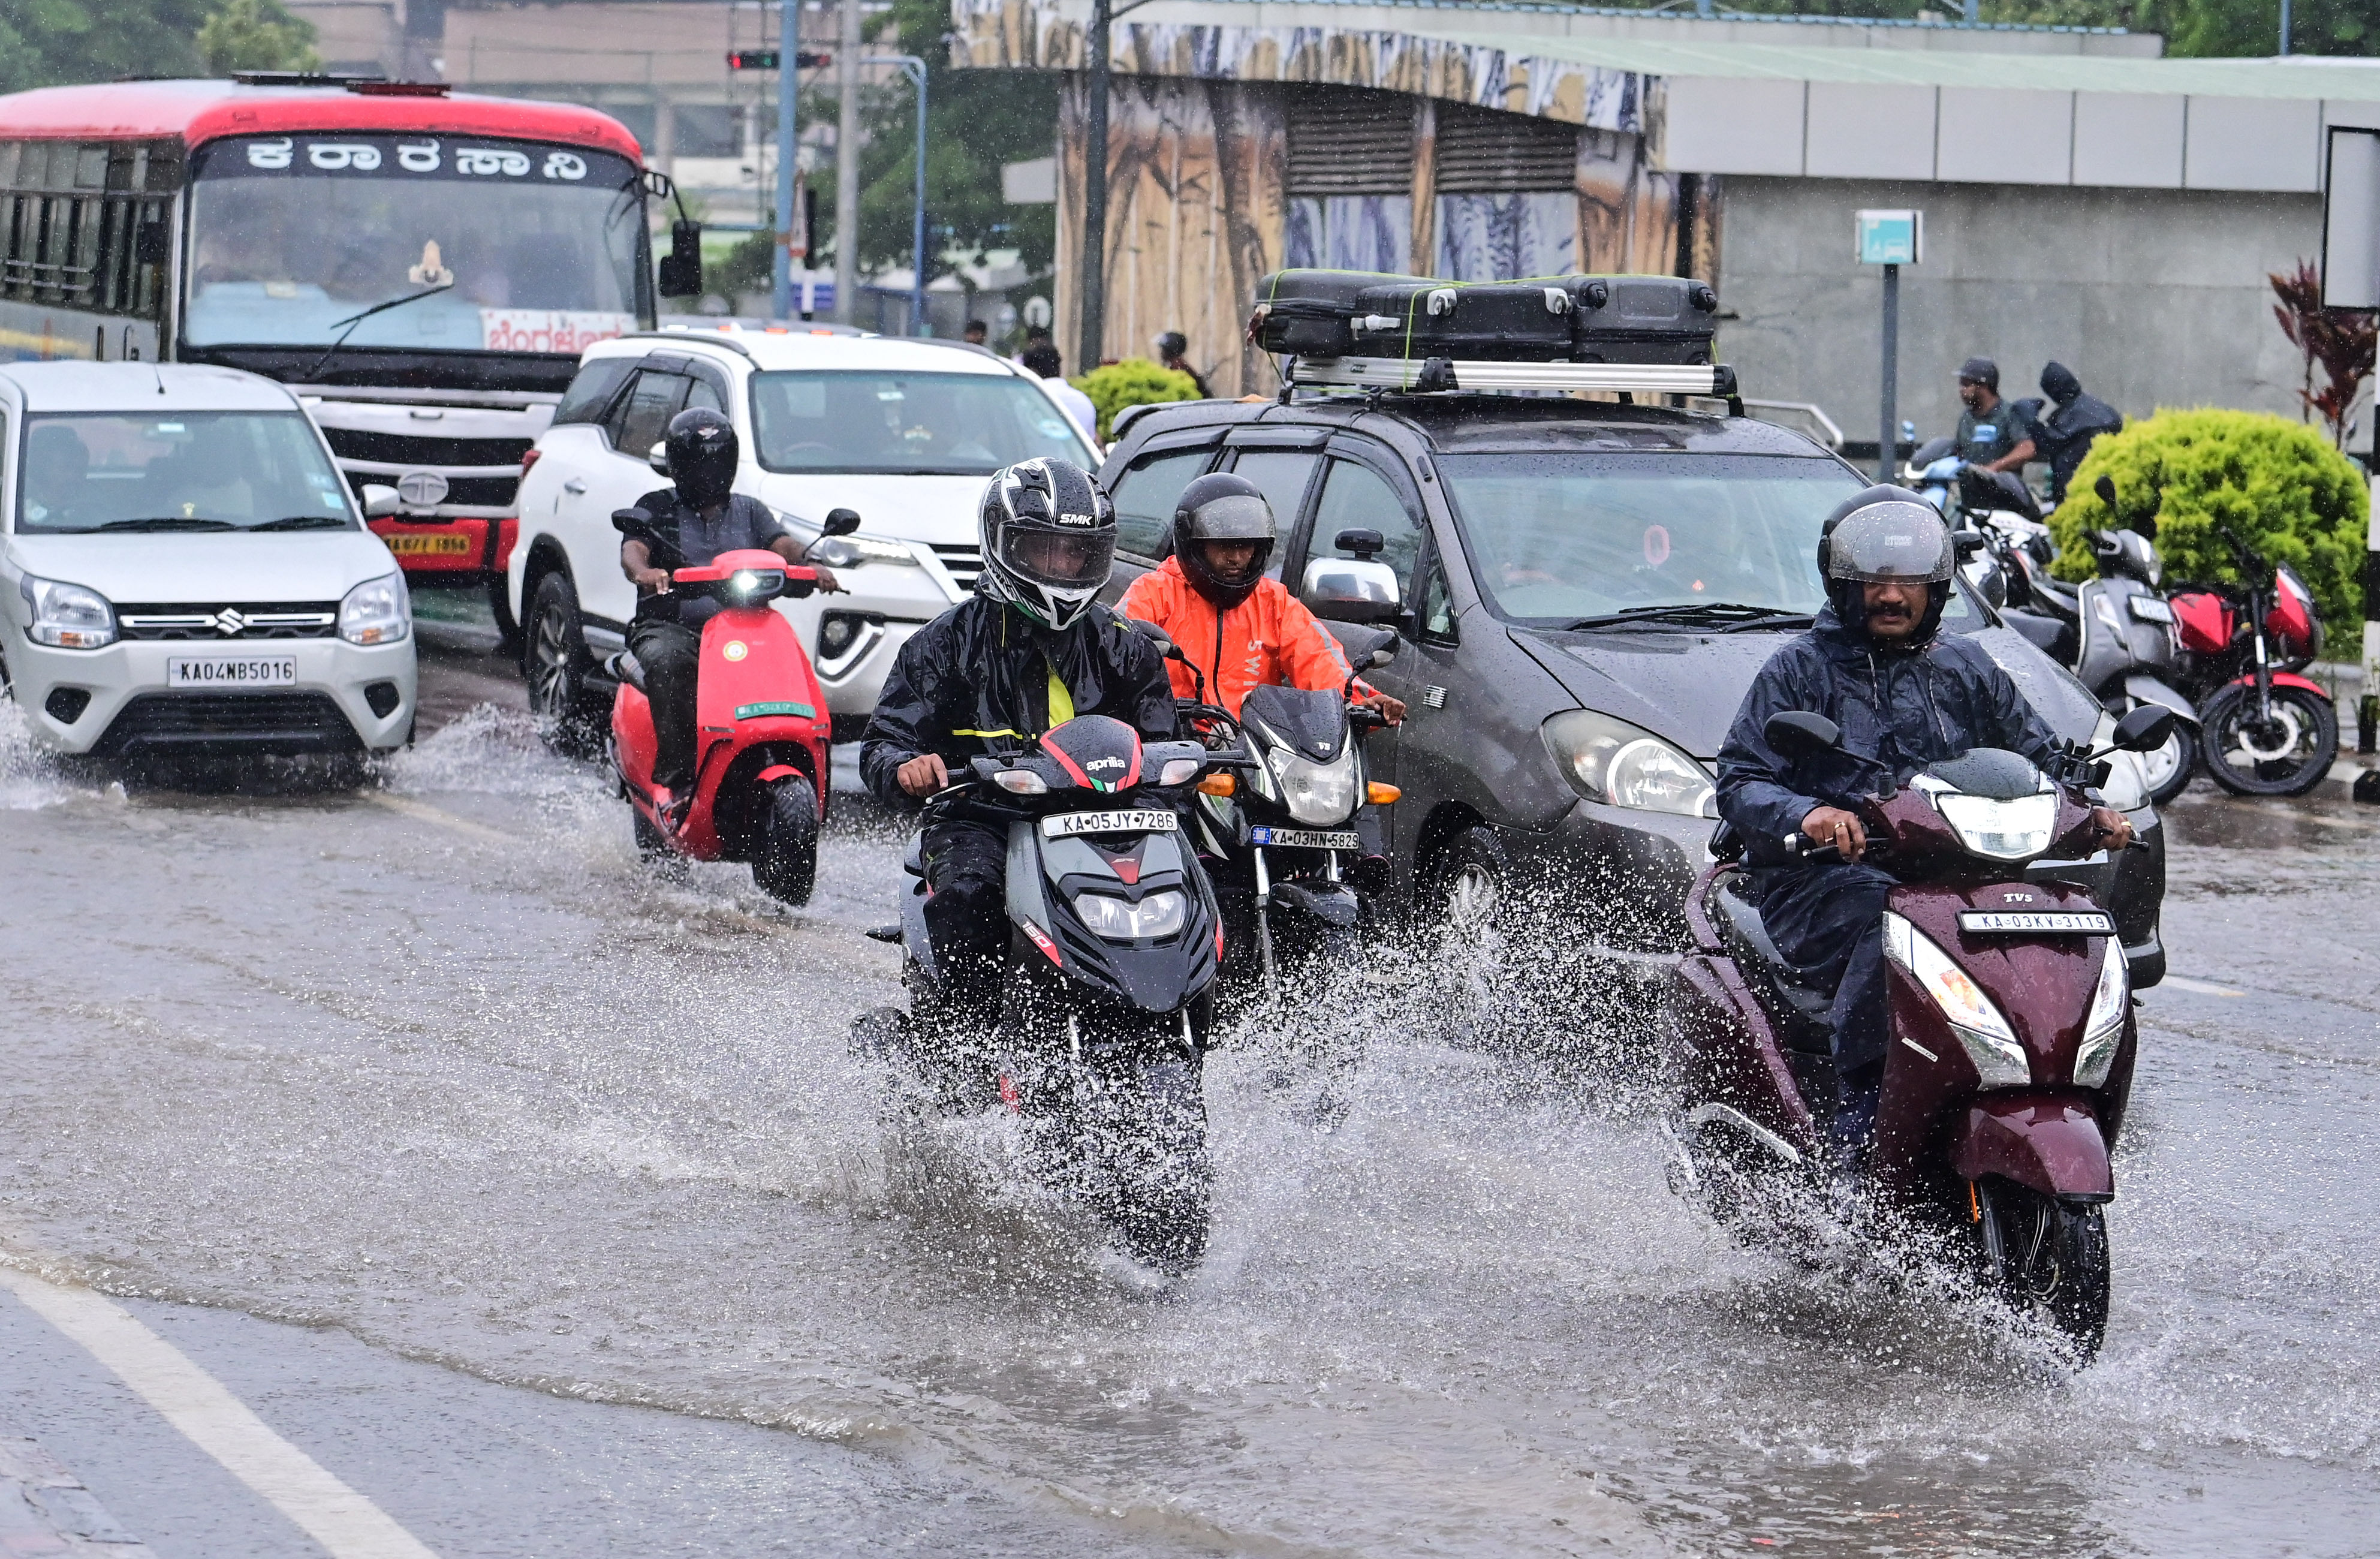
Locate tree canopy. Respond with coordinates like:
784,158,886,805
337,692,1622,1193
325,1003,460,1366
1,0,321,95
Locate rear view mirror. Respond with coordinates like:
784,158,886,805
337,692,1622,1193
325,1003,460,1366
1953,531,1989,557
360,483,400,518
2093,474,2118,510
1763,710,1842,759
2111,705,2176,753
1364,648,1393,670
823,507,861,537
656,219,703,298
1128,617,1180,657
1302,555,1401,625
1335,527,1385,561
647,441,670,474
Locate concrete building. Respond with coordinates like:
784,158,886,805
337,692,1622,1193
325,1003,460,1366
955,0,2380,443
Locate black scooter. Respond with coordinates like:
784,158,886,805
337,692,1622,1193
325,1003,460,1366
855,714,1228,1273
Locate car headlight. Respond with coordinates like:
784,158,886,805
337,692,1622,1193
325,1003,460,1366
1071,889,1187,941
20,575,116,649
776,509,918,569
1267,744,1358,826
339,572,411,645
1882,910,2030,1088
2075,934,2129,1088
1541,709,1716,818
1933,791,2057,860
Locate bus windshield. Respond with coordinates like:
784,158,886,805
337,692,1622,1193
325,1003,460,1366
182,134,646,356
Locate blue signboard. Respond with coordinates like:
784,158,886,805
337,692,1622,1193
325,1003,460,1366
1856,209,1923,266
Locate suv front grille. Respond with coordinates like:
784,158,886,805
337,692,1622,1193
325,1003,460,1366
95,692,361,755
118,603,340,640
320,429,534,467
930,543,983,592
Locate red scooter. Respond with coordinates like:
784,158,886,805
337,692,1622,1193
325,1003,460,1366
2167,525,2334,796
1666,705,2175,1361
608,537,832,905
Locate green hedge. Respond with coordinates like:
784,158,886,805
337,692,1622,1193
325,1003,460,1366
2050,408,2367,645
1072,358,1201,443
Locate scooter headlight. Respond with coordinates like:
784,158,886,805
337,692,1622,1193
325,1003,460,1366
2075,934,2129,1089
1933,791,2057,861
20,574,116,649
1072,889,1187,942
339,572,411,646
1882,911,2030,1088
1267,744,1358,826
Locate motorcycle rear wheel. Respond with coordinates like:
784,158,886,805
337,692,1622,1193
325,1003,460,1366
751,774,820,905
1975,1179,2110,1362
2200,682,2337,797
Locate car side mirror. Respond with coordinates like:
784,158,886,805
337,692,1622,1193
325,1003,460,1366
647,441,670,474
1952,532,1989,558
1763,710,1842,759
1302,555,1401,624
360,483,401,519
823,507,861,537
2111,705,2176,754
656,218,703,298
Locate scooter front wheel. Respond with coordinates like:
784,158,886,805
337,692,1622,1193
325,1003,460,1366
751,774,820,905
2200,682,2336,797
1975,1179,2110,1362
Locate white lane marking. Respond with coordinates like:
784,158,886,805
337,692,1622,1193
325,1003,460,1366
0,1267,441,1559
2161,974,2246,998
365,791,509,844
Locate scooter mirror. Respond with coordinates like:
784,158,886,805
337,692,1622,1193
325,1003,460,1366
823,507,862,537
2093,474,2118,511
1364,648,1394,670
2111,704,2176,754
1763,710,1842,759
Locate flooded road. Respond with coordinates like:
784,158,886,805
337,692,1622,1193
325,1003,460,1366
2,631,2375,1556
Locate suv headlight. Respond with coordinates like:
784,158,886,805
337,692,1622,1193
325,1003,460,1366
20,575,116,649
1542,709,1716,818
1266,744,1358,826
1072,889,1186,941
1933,791,2057,860
2075,934,2129,1088
776,508,918,569
1882,910,2030,1088
339,572,411,645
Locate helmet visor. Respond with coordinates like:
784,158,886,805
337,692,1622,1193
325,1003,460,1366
998,526,1116,589
1180,492,1274,543
1827,504,1954,584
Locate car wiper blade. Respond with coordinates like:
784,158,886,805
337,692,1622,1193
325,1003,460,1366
94,517,239,531
247,514,350,531
1562,602,1810,631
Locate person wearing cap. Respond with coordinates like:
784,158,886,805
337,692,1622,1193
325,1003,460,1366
1153,331,1211,399
1714,487,2131,1179
1953,357,2037,474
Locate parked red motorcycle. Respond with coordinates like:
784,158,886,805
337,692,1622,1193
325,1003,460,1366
608,543,832,905
1666,705,2176,1361
2168,526,2334,796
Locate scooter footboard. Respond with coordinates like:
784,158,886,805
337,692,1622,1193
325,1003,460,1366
1949,1092,2113,1202
1671,955,1819,1155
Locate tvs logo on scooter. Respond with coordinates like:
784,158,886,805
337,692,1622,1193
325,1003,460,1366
2001,892,2035,903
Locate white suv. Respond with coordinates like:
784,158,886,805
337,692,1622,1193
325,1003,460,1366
0,363,416,759
507,325,1099,744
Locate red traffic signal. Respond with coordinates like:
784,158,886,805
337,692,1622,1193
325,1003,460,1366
726,49,832,69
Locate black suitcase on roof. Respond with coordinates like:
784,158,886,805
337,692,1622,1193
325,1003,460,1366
1252,270,1721,365
1250,269,1406,357
1351,279,1575,361
1564,275,1720,365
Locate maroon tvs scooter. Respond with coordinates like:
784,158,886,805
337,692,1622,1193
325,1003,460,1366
1666,705,2176,1361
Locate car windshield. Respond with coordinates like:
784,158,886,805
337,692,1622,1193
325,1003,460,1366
182,135,645,352
14,413,357,534
1438,452,1858,626
749,370,1093,475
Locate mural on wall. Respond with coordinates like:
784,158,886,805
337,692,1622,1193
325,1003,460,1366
1437,195,1577,281
1285,197,1414,274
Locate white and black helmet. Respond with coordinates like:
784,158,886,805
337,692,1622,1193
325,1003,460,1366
978,457,1117,631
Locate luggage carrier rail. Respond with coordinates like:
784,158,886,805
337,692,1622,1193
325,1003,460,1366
1284,355,1740,407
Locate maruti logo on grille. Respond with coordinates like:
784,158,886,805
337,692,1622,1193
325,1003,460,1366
396,471,450,505
209,607,251,636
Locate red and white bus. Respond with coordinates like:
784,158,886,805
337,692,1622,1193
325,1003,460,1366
0,74,684,630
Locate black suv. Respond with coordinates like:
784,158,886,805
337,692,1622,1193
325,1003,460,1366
1096,393,2166,983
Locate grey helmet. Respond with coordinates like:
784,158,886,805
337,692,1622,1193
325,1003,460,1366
1171,471,1276,609
977,457,1116,631
1817,486,1955,639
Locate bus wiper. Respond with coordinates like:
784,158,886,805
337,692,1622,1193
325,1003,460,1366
248,514,350,531
1563,603,1810,631
302,280,456,381
95,517,238,531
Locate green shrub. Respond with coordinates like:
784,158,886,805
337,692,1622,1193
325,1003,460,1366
2050,408,2367,645
1072,358,1200,443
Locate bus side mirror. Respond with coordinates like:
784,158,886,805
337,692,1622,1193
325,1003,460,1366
657,219,703,298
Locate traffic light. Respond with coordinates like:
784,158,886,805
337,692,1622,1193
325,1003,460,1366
726,49,831,70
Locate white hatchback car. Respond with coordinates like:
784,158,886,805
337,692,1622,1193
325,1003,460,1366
507,325,1099,742
0,363,416,759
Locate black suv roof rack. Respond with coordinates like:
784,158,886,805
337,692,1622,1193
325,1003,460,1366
1285,354,1740,411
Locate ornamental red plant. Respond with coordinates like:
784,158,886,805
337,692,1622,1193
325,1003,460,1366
2270,259,2377,449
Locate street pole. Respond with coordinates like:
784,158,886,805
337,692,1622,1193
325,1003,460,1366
2280,0,2292,56
1078,0,1110,369
833,0,860,324
770,0,799,318
866,55,928,336
1878,262,1899,483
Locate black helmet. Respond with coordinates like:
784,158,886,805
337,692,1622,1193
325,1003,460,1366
664,407,738,510
1817,486,1955,641
1171,471,1275,609
979,457,1116,631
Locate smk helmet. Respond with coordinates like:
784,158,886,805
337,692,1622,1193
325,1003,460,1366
664,407,739,510
1817,485,1956,640
978,457,1116,631
1171,471,1276,610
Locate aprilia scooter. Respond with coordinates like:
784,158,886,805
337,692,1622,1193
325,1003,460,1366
608,528,832,905
1666,705,2175,1361
855,714,1229,1272
2168,525,2334,797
